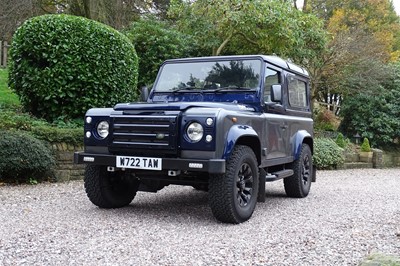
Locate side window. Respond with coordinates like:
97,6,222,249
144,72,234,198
288,77,308,108
264,68,280,102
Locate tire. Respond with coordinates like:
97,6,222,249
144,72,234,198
84,165,139,208
284,144,313,198
209,145,259,224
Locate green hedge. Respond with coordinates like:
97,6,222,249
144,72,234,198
0,109,82,145
313,138,345,170
0,131,56,182
9,14,138,122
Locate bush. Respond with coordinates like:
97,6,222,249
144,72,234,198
335,133,347,148
124,17,196,88
360,137,371,152
9,14,139,122
0,131,56,182
314,108,339,131
0,108,83,145
313,138,344,170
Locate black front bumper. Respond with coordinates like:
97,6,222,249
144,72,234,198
74,152,226,174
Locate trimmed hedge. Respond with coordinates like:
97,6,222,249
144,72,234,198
313,138,345,170
9,14,139,122
0,108,83,145
0,131,56,182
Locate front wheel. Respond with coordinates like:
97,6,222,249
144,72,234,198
284,144,313,198
209,145,259,224
84,165,139,208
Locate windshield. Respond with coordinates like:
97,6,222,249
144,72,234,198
153,59,262,92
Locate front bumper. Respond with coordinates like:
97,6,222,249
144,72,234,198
74,152,226,174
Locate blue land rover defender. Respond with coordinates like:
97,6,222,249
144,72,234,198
74,55,316,224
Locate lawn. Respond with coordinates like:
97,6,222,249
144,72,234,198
0,68,20,107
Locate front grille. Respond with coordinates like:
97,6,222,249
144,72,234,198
109,114,178,154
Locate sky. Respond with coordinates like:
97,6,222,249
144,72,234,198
393,0,400,15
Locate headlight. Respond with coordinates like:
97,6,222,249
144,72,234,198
97,121,109,139
187,122,203,142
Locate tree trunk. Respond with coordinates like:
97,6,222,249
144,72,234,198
214,33,233,56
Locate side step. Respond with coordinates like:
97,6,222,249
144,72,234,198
265,169,294,182
257,169,294,202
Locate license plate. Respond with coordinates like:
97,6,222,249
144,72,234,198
116,156,162,170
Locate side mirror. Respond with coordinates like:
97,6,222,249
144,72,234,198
271,84,282,103
140,86,149,102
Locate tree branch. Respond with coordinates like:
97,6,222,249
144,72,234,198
215,32,233,56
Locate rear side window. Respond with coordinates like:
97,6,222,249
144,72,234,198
288,77,307,108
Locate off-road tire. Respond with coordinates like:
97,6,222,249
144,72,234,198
209,145,259,224
284,144,312,198
84,165,139,208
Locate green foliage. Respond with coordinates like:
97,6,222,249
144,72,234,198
0,68,20,108
8,14,139,122
360,137,371,152
314,108,339,131
0,108,82,145
313,138,344,169
339,63,400,148
335,133,347,148
0,131,56,182
124,17,196,88
168,0,327,64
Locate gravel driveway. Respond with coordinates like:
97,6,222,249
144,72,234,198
0,168,399,265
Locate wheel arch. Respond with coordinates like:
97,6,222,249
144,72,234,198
222,125,261,165
292,130,313,160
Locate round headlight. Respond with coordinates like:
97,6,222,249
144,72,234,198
97,121,109,139
187,122,204,142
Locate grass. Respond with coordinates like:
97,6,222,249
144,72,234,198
0,68,20,107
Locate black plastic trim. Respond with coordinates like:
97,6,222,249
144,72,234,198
74,152,226,174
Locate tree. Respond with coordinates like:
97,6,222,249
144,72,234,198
124,16,195,88
305,0,400,104
0,0,45,41
168,0,327,64
339,62,400,147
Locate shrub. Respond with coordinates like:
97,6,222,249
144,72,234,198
0,131,56,182
0,108,83,145
8,14,139,122
313,138,344,170
360,137,371,152
335,133,347,149
124,17,196,88
314,108,339,131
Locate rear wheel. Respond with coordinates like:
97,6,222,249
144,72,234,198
209,145,259,224
284,144,312,198
84,165,139,208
